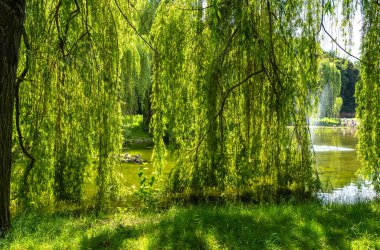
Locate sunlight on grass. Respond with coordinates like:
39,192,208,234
123,115,151,140
2,202,380,249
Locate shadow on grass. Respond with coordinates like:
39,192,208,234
78,203,380,249
81,225,140,249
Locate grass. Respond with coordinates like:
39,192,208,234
123,115,151,141
2,202,380,249
317,117,341,127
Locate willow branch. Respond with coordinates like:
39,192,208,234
16,29,30,87
54,1,65,57
177,0,229,11
68,30,89,54
127,0,151,37
266,0,285,96
178,0,238,11
114,0,159,55
321,23,365,64
15,26,36,191
166,20,212,63
219,27,239,66
192,68,265,152
54,0,80,58
217,69,265,118
64,0,80,35
315,0,325,36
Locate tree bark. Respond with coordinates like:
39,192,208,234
0,0,25,236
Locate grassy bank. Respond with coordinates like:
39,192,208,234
123,115,151,141
312,117,341,127
2,202,380,249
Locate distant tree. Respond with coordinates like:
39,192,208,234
118,0,160,130
151,0,319,197
318,59,341,118
334,97,343,117
322,53,360,117
336,60,360,116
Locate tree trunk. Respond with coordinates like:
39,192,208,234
0,0,25,236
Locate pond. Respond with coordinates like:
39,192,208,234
311,127,360,188
121,127,377,203
311,127,377,203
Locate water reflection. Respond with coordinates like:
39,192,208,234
313,145,354,152
312,127,378,203
121,128,378,203
317,181,377,204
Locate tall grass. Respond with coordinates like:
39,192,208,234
2,202,379,249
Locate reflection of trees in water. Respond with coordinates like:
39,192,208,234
313,128,360,189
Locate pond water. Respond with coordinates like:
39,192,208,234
121,127,378,203
311,127,377,203
311,127,360,188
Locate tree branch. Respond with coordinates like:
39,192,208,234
16,27,30,87
15,26,36,196
127,0,152,36
321,22,365,64
218,69,265,118
64,0,80,35
114,0,159,55
315,0,325,36
191,68,265,153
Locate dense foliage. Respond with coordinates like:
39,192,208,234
355,0,380,191
2,0,378,225
317,58,342,118
314,53,360,118
336,59,360,116
12,0,156,208
151,0,321,199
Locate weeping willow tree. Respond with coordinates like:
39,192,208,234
11,0,150,208
6,0,378,217
151,0,321,200
355,1,380,191
118,0,159,133
120,41,151,116
318,59,342,118
12,0,57,206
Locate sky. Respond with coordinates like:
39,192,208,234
320,8,362,62
201,0,363,62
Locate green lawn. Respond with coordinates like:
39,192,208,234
316,117,341,127
2,202,380,249
123,115,151,141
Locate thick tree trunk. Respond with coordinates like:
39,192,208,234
0,0,25,236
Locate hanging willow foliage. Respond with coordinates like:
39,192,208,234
118,1,157,118
318,59,342,118
12,0,61,207
355,1,380,191
151,0,321,200
11,0,379,208
12,0,149,208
